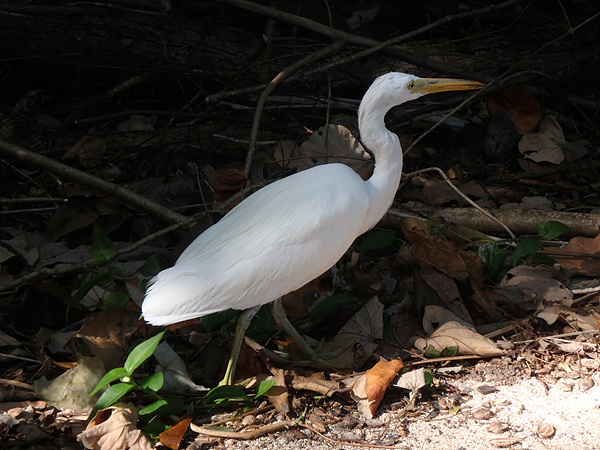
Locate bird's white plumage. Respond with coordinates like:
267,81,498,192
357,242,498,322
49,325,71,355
142,72,479,327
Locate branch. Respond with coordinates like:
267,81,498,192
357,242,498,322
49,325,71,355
0,139,188,225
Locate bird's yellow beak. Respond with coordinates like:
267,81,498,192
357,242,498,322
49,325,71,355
410,78,485,94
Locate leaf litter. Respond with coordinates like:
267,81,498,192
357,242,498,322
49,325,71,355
1,4,600,450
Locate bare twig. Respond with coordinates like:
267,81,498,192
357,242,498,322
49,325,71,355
0,139,188,225
403,167,516,238
244,43,342,175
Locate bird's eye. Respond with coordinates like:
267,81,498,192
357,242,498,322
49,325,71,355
407,81,415,90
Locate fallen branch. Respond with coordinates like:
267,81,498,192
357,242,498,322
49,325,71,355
385,207,600,238
0,139,188,225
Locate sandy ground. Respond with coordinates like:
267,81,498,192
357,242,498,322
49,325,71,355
218,360,600,450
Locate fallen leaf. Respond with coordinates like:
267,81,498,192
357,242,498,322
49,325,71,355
79,406,154,450
290,372,342,397
288,123,371,175
77,309,140,371
212,169,250,207
34,357,105,409
549,235,600,276
486,84,541,134
154,342,208,393
325,296,384,367
265,369,289,414
422,305,473,335
401,219,469,282
395,368,429,395
350,359,403,418
419,267,473,326
519,115,565,164
160,417,192,450
499,265,573,306
414,320,505,357
536,305,599,332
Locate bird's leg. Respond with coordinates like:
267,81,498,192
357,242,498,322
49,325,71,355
270,298,334,366
219,305,261,386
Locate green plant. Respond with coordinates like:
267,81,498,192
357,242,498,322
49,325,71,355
67,223,129,318
477,220,570,282
89,330,278,426
88,330,167,421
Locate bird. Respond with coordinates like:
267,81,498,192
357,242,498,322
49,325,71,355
142,72,484,384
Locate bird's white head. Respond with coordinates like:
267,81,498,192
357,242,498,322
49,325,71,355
358,72,484,153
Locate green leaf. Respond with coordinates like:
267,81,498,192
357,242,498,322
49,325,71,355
94,382,135,410
308,293,357,318
423,346,440,358
139,371,164,392
124,331,165,374
255,380,276,398
359,230,396,251
90,367,130,397
139,399,169,416
91,223,116,263
423,369,434,385
538,220,570,240
511,237,542,266
66,272,110,320
439,346,459,357
202,385,250,406
139,254,163,277
101,291,130,310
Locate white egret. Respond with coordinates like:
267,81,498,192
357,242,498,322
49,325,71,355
142,72,483,384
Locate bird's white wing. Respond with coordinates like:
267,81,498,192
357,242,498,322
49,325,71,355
143,164,374,325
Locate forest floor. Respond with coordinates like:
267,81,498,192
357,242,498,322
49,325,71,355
0,1,599,449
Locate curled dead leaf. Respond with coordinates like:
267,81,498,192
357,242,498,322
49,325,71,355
349,359,403,419
160,418,192,450
401,219,469,282
79,406,154,450
549,235,600,276
414,321,506,357
499,265,573,306
519,116,565,164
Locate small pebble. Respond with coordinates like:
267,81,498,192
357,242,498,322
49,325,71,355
555,380,573,392
537,422,555,439
578,377,595,391
473,407,494,420
241,415,256,426
487,421,509,434
477,385,499,395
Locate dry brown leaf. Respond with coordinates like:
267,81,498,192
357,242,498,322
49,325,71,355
350,359,403,419
422,305,473,335
265,369,289,414
499,265,573,306
537,305,599,332
77,309,140,370
159,417,192,450
325,296,384,368
401,219,469,282
33,357,105,409
290,123,371,175
212,168,250,207
79,406,154,450
290,372,341,397
519,115,565,164
414,321,506,357
486,84,541,134
419,267,473,325
549,235,600,276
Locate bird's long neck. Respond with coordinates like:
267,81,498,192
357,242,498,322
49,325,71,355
358,101,404,232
